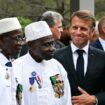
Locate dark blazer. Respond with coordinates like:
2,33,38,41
91,39,104,51
53,45,105,105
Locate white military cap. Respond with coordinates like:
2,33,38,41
0,17,21,35
25,21,52,42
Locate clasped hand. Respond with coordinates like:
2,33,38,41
72,87,97,105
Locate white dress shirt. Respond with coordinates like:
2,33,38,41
99,37,105,51
71,42,89,75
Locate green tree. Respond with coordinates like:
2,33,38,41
95,0,105,20
18,16,32,31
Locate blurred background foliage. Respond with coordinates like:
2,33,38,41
0,0,70,29
18,17,32,31
95,0,105,20
0,0,104,29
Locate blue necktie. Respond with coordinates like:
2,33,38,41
76,49,84,87
5,61,12,67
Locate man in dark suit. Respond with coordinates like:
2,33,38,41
54,10,105,105
91,16,105,51
91,38,103,50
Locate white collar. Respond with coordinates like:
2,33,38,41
71,42,89,54
99,37,105,44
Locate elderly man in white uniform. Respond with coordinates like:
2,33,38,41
0,17,23,105
12,21,72,105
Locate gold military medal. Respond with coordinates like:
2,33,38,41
29,85,35,92
5,68,10,79
5,72,10,79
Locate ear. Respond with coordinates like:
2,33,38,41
27,42,33,48
28,41,37,48
102,26,105,33
89,28,98,43
90,28,95,37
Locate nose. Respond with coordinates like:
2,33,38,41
59,27,63,32
76,28,81,34
50,44,56,52
52,46,56,52
17,40,25,45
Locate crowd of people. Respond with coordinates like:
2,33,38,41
0,9,105,105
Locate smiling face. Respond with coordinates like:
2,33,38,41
69,16,94,48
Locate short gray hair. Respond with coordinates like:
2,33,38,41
41,11,63,27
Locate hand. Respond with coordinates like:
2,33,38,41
72,87,97,105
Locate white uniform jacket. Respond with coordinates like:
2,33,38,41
0,53,16,105
12,53,72,105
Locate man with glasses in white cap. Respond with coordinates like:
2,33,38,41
12,21,72,105
0,17,23,105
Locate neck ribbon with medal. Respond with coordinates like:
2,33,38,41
5,58,15,80
5,61,12,80
29,71,42,92
5,60,23,105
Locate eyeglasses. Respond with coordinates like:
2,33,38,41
7,35,25,42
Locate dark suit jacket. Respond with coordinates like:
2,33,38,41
53,45,105,105
91,39,104,51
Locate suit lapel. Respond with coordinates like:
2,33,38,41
96,39,103,50
85,46,95,79
66,46,79,86
66,46,75,73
